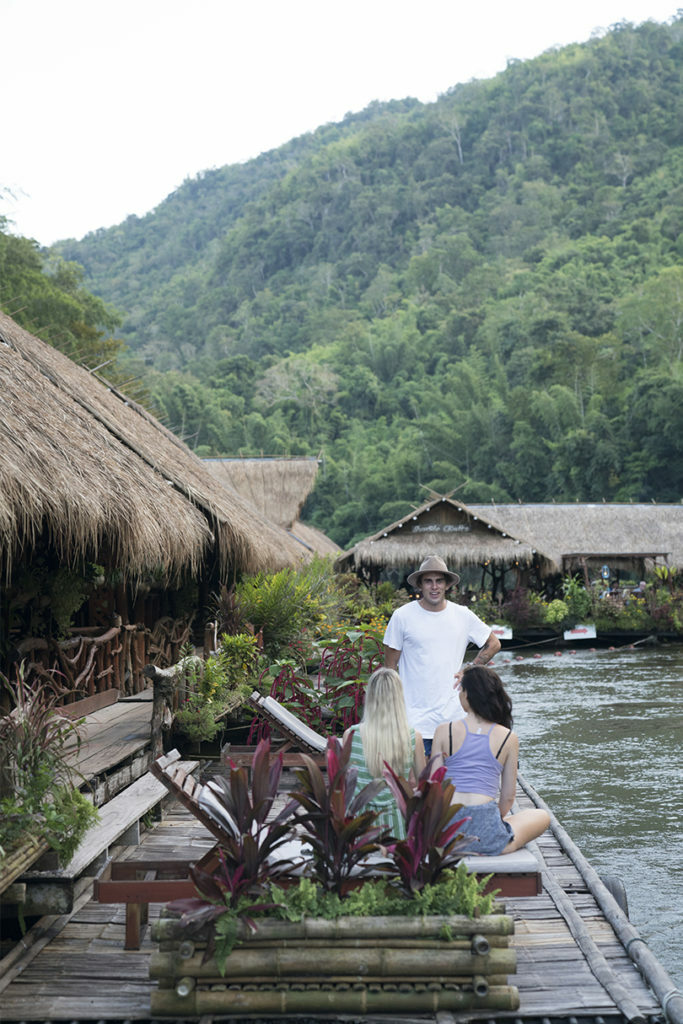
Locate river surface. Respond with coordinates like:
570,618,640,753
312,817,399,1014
490,641,683,991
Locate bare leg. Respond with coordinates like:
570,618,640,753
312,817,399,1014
502,808,550,853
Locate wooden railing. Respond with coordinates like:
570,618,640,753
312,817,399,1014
13,617,192,706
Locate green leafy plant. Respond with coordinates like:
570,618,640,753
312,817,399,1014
235,557,340,658
50,566,91,635
543,598,570,627
201,634,262,701
266,862,496,922
0,665,99,865
653,565,679,594
562,574,593,624
383,762,469,894
173,695,221,744
288,735,390,894
317,631,384,732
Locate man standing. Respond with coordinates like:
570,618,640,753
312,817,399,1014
383,555,501,757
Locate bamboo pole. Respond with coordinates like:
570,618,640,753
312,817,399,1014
150,982,521,1016
150,946,516,981
152,912,514,944
519,772,683,1024
201,934,508,950
156,972,510,988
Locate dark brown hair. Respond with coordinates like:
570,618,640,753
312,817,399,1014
461,666,513,729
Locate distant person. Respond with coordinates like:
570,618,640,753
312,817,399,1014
344,667,426,840
383,555,501,757
431,666,550,855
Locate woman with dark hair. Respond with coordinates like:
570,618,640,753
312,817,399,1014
431,666,549,855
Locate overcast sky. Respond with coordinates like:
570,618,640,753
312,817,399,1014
2,0,678,246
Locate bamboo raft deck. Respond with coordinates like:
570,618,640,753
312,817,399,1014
0,776,674,1024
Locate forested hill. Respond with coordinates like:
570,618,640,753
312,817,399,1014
55,17,683,548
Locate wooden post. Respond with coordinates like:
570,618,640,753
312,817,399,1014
146,657,203,759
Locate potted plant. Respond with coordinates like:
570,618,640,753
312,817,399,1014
0,666,99,886
149,737,519,1016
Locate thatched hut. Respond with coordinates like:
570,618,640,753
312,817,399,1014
204,457,340,559
334,494,547,594
0,311,305,698
467,502,683,582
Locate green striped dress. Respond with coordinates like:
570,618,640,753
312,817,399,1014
348,725,416,840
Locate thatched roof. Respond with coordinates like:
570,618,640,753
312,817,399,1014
204,457,318,529
0,311,305,579
335,495,541,575
468,503,683,573
204,457,341,558
288,521,341,558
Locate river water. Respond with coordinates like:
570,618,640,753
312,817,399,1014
491,641,683,991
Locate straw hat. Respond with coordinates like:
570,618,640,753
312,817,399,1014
406,555,460,589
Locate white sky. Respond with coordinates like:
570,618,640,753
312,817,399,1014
1,0,678,246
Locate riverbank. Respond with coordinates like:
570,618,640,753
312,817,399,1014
498,628,681,649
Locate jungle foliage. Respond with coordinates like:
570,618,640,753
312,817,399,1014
7,18,683,548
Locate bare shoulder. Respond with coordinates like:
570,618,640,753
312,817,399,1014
494,725,519,759
431,721,449,751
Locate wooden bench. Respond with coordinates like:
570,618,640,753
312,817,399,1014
19,760,198,917
93,850,216,949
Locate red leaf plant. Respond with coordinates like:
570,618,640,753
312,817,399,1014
167,739,299,954
383,760,469,895
288,733,391,895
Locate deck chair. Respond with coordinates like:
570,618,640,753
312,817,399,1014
220,691,328,771
95,751,227,949
149,749,245,845
247,691,328,755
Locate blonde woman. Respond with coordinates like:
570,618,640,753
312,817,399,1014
343,667,426,839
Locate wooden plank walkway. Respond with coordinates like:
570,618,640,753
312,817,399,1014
0,778,666,1023
64,689,153,781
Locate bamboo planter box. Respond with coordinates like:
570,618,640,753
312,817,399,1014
0,834,51,898
150,911,519,1016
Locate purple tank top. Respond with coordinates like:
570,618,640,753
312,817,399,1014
444,722,504,798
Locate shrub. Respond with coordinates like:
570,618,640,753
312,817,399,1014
500,587,544,630
200,634,261,701
543,599,570,627
562,575,593,623
173,695,222,744
0,666,99,865
235,558,339,657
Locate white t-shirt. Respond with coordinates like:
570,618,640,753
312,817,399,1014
383,600,492,739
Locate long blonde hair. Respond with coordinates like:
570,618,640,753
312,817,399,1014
359,667,412,778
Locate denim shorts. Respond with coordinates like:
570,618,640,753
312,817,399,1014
451,800,514,856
